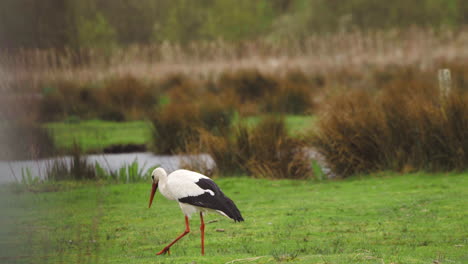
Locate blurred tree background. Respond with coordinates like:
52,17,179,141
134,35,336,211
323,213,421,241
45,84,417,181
1,0,466,49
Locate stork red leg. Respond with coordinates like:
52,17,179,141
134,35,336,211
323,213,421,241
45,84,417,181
200,212,205,255
156,216,190,255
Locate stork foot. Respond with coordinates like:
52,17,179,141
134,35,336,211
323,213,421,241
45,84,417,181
156,247,170,255
155,216,190,256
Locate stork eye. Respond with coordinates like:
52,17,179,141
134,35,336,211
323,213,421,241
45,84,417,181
151,176,154,180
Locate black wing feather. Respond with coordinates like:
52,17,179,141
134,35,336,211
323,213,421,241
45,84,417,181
178,178,244,222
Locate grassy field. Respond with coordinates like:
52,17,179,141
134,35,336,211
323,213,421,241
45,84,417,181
4,173,467,263
45,116,316,152
45,120,152,152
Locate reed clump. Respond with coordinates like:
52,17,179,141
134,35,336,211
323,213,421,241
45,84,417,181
35,62,468,123
219,69,278,102
313,84,468,177
150,99,235,154
265,80,316,114
39,81,96,121
150,104,200,154
96,75,159,121
200,116,312,179
46,145,96,181
39,76,159,121
215,69,277,115
214,69,319,115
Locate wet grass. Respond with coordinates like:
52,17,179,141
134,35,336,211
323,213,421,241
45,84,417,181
45,116,316,153
7,172,467,263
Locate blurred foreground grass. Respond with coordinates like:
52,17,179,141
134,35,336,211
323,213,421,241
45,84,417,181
45,116,316,152
5,173,467,263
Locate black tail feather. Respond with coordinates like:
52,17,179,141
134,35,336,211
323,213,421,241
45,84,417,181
178,177,244,222
220,196,244,222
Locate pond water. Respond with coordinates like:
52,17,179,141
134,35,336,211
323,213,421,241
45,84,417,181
0,149,333,184
0,152,215,184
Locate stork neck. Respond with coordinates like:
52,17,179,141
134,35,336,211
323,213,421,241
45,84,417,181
157,170,175,200
158,171,168,185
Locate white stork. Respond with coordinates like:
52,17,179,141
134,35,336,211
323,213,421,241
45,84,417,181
148,167,244,255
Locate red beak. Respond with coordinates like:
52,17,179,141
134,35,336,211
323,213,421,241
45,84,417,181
148,183,158,208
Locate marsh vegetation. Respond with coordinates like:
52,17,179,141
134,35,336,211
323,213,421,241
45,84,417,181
2,1,468,263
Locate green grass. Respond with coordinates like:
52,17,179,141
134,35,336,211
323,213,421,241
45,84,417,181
243,115,316,136
45,116,316,152
45,120,152,152
5,173,467,263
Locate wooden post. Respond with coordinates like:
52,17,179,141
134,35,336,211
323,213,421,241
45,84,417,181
438,68,451,99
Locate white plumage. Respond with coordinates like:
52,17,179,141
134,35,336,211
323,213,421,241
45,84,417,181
157,169,213,202
148,167,243,256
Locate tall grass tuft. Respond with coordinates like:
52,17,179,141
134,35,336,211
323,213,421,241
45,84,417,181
313,84,468,177
46,144,96,181
218,69,278,102
265,79,315,114
95,160,157,183
201,116,312,179
96,75,159,121
150,100,235,154
21,158,154,188
150,104,201,154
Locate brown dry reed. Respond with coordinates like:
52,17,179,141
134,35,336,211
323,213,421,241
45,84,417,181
149,99,235,154
97,75,159,120
218,69,278,102
3,28,467,90
200,116,312,179
313,83,468,177
214,69,317,115
39,75,158,121
35,69,319,122
264,77,317,114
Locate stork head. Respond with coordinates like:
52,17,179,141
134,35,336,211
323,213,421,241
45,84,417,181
148,168,167,208
148,167,166,208
151,167,167,181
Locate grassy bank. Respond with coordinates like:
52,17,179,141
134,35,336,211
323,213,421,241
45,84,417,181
45,116,316,152
46,120,152,152
7,173,467,263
